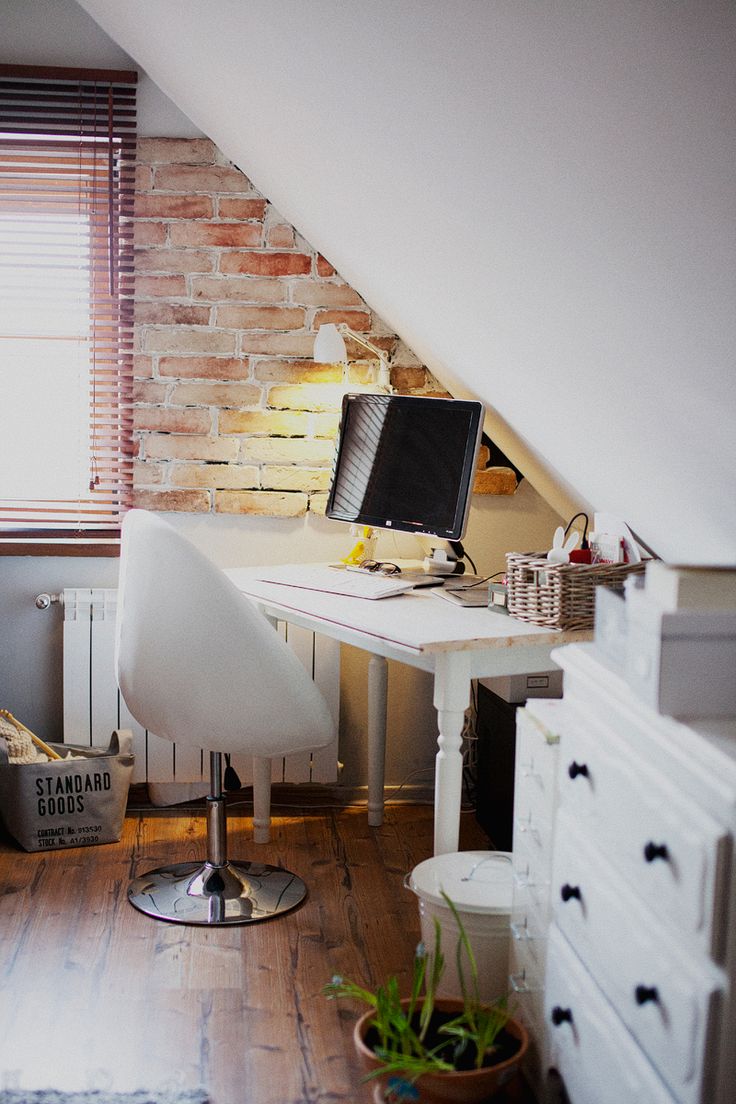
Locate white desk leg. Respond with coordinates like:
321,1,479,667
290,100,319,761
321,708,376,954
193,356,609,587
252,755,272,843
433,650,472,856
253,602,277,843
367,653,388,827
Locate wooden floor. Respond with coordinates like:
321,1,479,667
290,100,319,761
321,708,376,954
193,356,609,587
0,802,530,1104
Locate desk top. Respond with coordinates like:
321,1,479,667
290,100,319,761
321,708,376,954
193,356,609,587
226,566,591,658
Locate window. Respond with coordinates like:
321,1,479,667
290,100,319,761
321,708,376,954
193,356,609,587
0,65,137,549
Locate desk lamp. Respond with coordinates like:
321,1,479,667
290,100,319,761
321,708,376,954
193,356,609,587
313,322,392,391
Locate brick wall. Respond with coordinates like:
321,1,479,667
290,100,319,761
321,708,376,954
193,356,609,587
132,138,443,517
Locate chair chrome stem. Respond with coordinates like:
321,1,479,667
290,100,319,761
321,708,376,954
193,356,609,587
210,750,223,799
206,796,228,866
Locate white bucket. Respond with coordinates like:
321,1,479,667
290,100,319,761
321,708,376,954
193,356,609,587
406,850,513,1004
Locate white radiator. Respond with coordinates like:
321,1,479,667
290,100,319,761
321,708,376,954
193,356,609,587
62,588,339,786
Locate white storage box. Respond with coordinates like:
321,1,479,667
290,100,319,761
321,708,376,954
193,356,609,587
593,586,629,673
625,590,736,718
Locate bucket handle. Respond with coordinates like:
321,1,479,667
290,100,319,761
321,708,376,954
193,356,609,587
461,853,512,883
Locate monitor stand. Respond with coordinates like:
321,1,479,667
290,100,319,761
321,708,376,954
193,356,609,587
421,547,465,576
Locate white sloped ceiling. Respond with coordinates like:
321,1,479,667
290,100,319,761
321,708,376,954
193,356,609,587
77,0,736,563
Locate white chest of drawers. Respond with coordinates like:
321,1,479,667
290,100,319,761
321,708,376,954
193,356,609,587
514,643,736,1104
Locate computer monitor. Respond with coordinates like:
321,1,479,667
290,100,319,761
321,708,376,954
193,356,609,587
325,393,484,543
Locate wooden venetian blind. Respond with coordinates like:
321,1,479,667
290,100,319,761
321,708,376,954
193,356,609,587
0,65,137,539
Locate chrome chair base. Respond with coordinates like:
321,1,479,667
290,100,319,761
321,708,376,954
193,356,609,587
128,859,307,926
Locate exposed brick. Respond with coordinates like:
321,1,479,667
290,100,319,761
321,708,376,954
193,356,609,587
218,197,268,220
347,364,378,386
130,138,436,515
134,221,167,247
263,466,332,493
216,305,306,330
267,384,343,413
392,340,424,368
135,275,187,298
316,255,336,277
290,281,363,308
219,409,311,436
133,355,155,379
239,437,335,464
313,413,341,438
135,165,153,191
215,490,308,517
133,488,211,512
169,382,261,407
390,365,428,392
172,463,260,489
133,380,168,404
239,333,317,357
220,252,311,277
343,334,393,358
158,356,246,380
137,138,217,165
153,164,252,193
135,302,211,326
135,248,214,274
143,435,239,462
134,459,165,484
169,222,263,248
253,359,342,384
266,223,295,248
143,328,237,355
308,492,329,516
473,467,518,495
314,309,371,331
191,276,288,303
135,194,213,220
134,407,211,434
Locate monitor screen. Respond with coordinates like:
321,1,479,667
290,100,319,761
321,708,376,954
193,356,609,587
326,393,484,541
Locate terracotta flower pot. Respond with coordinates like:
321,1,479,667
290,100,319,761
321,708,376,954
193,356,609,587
352,997,529,1104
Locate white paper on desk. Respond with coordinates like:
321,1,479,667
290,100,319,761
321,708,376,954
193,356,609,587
593,512,641,563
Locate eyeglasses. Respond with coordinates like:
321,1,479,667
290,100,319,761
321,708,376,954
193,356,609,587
359,559,402,576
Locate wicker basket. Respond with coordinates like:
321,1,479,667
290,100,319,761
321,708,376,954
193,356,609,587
505,552,646,631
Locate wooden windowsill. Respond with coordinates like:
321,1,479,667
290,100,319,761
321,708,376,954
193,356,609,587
0,537,120,557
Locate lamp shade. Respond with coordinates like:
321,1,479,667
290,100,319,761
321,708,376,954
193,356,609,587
314,323,347,363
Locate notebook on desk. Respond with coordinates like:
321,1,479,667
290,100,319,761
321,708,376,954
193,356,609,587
254,564,416,600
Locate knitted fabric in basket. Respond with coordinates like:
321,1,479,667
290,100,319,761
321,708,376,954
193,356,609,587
505,552,646,631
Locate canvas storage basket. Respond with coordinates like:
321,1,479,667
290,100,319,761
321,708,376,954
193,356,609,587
505,552,646,631
0,730,134,852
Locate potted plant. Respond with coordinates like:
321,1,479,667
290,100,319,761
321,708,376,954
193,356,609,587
324,892,528,1103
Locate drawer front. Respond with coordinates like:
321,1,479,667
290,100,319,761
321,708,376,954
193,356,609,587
552,814,723,1104
558,709,729,958
545,926,676,1104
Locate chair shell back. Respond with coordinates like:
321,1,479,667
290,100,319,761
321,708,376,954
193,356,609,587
115,510,335,757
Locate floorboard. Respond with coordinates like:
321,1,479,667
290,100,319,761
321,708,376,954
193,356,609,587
0,803,531,1104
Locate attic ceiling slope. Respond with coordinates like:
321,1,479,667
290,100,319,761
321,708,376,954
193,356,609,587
77,0,736,563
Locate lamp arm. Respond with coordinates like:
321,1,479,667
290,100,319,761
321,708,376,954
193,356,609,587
336,324,392,390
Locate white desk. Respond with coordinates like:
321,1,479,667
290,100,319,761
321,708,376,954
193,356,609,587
226,567,590,855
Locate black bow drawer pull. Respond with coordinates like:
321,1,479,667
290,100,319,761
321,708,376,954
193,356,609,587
568,761,589,780
560,883,581,902
635,985,660,1006
551,1006,573,1026
643,841,670,863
